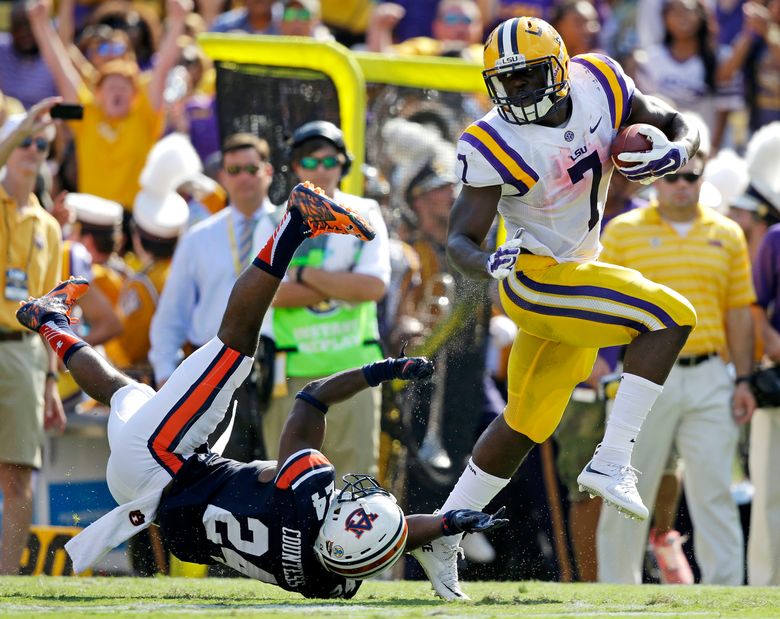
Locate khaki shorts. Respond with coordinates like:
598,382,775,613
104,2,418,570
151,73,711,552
0,335,47,468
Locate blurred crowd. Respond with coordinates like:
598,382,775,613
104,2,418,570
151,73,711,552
0,0,779,588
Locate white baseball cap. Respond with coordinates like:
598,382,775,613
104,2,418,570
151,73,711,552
66,193,124,227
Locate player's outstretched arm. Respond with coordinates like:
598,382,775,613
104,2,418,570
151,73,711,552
404,507,509,551
276,356,434,466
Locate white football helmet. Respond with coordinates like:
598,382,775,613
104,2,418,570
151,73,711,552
314,475,408,579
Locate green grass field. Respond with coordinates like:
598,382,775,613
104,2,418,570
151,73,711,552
1,577,778,618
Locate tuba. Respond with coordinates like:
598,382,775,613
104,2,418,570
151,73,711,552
417,272,456,470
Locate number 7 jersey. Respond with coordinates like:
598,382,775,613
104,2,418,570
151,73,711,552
457,53,636,262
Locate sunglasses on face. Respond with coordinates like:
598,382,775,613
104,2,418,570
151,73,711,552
19,137,49,153
282,7,311,21
440,13,473,25
224,163,261,176
299,155,342,170
95,41,128,57
663,172,702,184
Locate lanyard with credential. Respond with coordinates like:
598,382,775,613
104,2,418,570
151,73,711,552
226,211,242,276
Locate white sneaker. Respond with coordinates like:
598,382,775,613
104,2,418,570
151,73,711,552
577,459,649,521
411,538,470,601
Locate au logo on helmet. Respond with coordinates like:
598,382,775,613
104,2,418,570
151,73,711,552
344,507,378,538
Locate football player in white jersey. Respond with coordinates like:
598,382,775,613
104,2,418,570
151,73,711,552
409,17,701,600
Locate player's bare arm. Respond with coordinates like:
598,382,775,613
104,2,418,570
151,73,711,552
404,508,508,550
446,184,503,279
276,357,434,466
624,90,700,160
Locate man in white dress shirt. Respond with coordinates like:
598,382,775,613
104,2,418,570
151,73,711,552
150,133,277,461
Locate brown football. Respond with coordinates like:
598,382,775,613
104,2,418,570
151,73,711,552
610,124,653,168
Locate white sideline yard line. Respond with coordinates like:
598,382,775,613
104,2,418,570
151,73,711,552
0,604,717,617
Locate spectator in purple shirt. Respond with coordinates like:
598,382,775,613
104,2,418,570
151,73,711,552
367,0,440,46
166,42,219,163
745,121,780,586
0,2,57,109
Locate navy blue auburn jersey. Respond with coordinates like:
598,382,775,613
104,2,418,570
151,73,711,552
157,449,361,599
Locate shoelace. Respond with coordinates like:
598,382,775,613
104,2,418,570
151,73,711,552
437,543,464,587
599,463,641,494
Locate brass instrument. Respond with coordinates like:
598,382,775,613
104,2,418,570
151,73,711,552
417,273,455,470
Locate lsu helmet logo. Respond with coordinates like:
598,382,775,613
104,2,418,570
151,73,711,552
344,507,378,538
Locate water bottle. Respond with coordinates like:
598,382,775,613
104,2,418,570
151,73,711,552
163,65,189,104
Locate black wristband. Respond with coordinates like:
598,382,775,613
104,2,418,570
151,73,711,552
735,375,752,385
45,370,58,382
295,390,328,414
296,266,306,284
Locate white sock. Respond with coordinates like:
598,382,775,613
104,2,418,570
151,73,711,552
438,458,510,546
593,372,662,468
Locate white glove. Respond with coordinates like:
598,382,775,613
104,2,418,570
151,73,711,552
486,229,523,280
616,125,688,183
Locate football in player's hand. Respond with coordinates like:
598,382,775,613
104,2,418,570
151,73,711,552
611,124,653,168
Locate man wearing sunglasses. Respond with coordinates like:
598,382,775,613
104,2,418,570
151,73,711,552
150,132,278,465
0,97,65,574
368,0,483,60
597,120,756,586
260,120,390,482
278,0,333,40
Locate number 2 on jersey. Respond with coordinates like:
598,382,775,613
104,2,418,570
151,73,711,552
566,151,602,231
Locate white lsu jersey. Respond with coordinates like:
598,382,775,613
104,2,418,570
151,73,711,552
457,53,636,262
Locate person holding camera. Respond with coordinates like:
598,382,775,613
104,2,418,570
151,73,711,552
261,121,390,479
0,97,65,574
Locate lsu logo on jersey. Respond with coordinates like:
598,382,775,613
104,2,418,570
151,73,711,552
344,508,378,538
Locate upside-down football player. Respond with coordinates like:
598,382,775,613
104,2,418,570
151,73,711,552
16,182,506,599
408,16,706,600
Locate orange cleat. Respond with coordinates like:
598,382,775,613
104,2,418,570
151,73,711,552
288,181,376,242
16,277,90,332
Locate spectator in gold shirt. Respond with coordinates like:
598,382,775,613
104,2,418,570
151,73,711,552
0,98,64,575
26,0,190,209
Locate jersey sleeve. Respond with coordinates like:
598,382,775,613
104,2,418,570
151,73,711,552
753,226,780,309
457,120,539,195
275,449,334,490
571,53,636,130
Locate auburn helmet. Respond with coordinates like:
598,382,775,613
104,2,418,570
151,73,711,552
314,475,408,580
483,17,570,125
